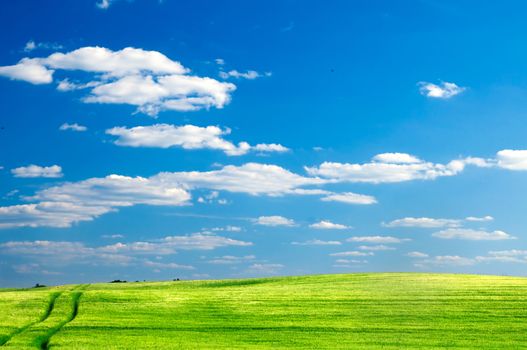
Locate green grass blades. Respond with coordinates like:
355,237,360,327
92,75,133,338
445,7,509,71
1,274,527,349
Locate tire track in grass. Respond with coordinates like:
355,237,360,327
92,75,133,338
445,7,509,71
0,291,63,346
37,284,89,350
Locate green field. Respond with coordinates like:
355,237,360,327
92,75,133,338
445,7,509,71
1,273,527,349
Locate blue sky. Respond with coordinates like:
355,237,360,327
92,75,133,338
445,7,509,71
2,0,527,287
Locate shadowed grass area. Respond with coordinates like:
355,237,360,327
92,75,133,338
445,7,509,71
2,273,527,349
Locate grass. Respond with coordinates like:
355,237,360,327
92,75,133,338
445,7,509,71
1,273,527,349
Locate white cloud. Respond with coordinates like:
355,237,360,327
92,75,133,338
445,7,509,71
291,239,341,246
432,228,515,241
406,251,429,258
23,40,63,53
0,174,190,228
321,192,377,205
13,263,60,275
215,58,225,65
418,81,465,99
372,153,421,164
334,259,368,264
0,58,53,84
246,263,283,274
425,255,476,266
383,217,461,228
11,165,63,178
496,150,527,170
60,123,87,132
211,225,243,232
487,250,527,257
0,162,376,229
1,233,251,268
96,0,112,9
346,236,409,244
158,163,326,196
309,220,349,230
219,70,271,80
329,251,374,257
465,215,494,222
0,47,236,116
207,255,255,264
254,215,295,227
102,234,124,239
144,260,194,270
306,153,484,184
106,124,288,156
357,245,396,251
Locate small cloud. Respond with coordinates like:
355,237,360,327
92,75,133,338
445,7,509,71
291,239,341,246
383,217,461,228
11,165,63,178
207,255,255,265
329,251,374,257
432,228,515,241
346,236,409,244
418,81,465,99
321,192,377,205
219,70,271,80
23,40,63,53
247,263,283,274
60,123,87,132
215,58,225,65
309,220,350,230
96,0,113,9
357,245,395,251
102,234,125,239
254,215,295,227
465,215,494,222
406,251,429,258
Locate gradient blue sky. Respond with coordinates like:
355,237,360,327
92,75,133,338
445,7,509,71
2,0,527,287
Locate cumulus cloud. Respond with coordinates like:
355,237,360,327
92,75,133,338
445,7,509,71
0,174,190,228
158,163,327,196
254,215,295,227
106,124,288,156
305,153,485,184
465,215,494,222
346,236,409,244
496,150,527,170
0,58,53,84
418,81,465,99
432,228,515,241
0,162,367,229
383,217,462,228
321,192,377,205
309,220,350,230
291,239,341,246
0,47,236,116
11,165,63,178
60,123,87,132
219,70,271,80
372,153,421,164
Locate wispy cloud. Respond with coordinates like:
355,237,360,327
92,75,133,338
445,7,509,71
418,81,465,99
